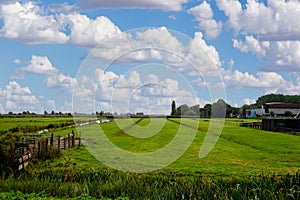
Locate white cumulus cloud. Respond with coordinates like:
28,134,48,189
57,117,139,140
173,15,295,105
77,0,188,11
217,0,300,71
60,13,121,47
0,1,69,45
17,55,77,93
217,0,300,41
0,81,43,113
188,1,222,39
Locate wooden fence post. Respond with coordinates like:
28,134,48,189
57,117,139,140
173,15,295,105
38,140,41,158
64,137,66,149
50,133,54,146
58,135,61,150
21,154,24,170
45,138,48,154
72,134,75,147
68,134,70,148
21,137,25,154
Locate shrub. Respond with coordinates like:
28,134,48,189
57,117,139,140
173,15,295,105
0,132,22,173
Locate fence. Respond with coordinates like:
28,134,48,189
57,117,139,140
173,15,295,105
240,122,262,129
18,133,80,170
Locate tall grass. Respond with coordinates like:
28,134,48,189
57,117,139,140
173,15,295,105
1,167,299,199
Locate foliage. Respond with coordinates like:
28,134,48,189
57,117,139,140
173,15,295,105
34,137,62,161
173,103,200,116
256,93,300,106
284,110,293,117
171,100,176,116
0,191,106,200
0,167,299,199
0,132,22,172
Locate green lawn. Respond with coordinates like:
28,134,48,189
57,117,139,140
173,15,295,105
53,117,300,176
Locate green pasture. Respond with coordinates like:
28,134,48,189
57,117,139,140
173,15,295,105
52,117,300,176
0,116,73,131
1,117,300,199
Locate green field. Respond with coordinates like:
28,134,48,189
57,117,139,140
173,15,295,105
0,116,75,136
63,117,300,175
1,117,300,199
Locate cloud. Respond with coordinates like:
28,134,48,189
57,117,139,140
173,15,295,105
233,36,300,71
17,55,77,93
74,67,203,114
47,99,56,111
188,1,222,39
0,1,69,45
0,81,43,113
90,28,222,80
187,32,222,76
216,0,300,41
220,68,295,95
90,27,186,65
77,0,188,11
239,98,256,106
13,59,22,65
20,55,58,75
168,15,176,20
233,35,268,57
47,2,77,13
216,0,300,71
60,13,121,47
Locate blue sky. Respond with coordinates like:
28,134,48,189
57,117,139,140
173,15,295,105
0,0,299,114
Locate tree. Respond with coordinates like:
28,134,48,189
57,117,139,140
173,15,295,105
190,104,200,116
284,111,293,117
177,104,189,116
44,110,48,115
184,109,196,116
204,104,212,117
171,100,176,116
240,104,250,118
256,93,300,106
212,99,226,118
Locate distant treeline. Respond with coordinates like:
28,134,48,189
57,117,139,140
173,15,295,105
255,94,300,106
171,94,300,118
1,110,73,117
171,99,240,118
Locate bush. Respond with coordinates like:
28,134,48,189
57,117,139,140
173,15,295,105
0,132,23,173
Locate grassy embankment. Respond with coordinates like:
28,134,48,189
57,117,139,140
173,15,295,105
0,117,299,199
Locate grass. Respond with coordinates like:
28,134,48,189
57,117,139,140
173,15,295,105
1,166,299,199
1,117,300,199
0,116,73,131
69,117,300,176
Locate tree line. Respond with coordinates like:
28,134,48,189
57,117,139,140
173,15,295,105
171,94,300,118
171,99,240,118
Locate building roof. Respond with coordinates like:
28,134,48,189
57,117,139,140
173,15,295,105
265,102,300,109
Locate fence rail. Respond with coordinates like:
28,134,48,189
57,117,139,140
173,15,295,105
18,133,80,171
240,122,262,129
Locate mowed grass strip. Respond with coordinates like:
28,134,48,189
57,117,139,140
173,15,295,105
40,118,300,176
100,118,180,153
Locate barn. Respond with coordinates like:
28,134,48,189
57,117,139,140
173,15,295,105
246,102,300,118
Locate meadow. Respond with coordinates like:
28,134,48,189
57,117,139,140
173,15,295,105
0,117,299,199
0,115,75,135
